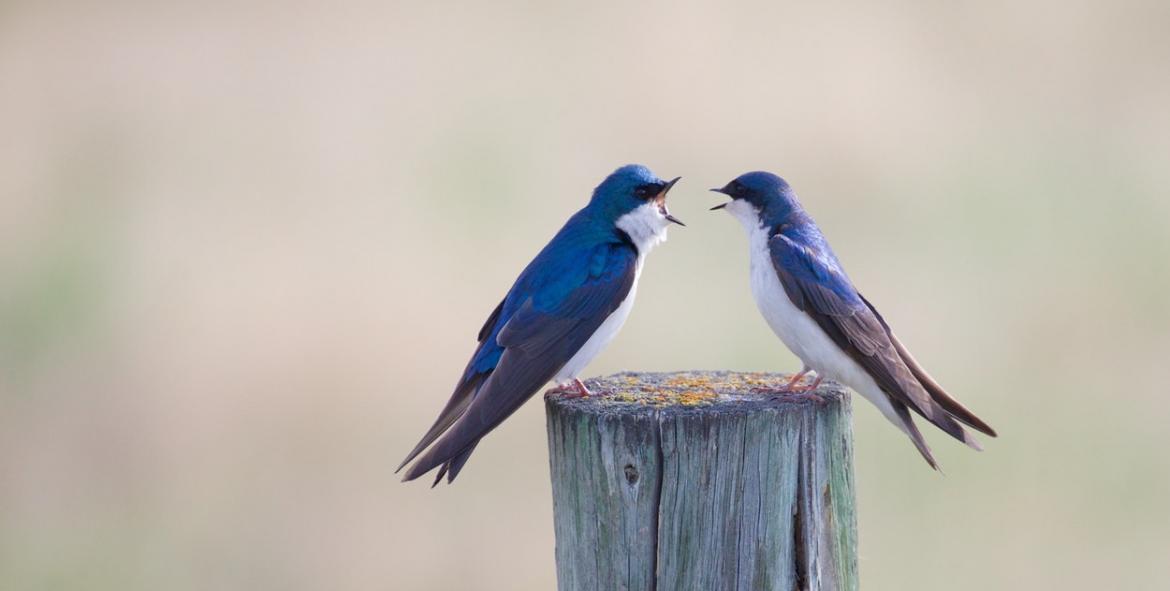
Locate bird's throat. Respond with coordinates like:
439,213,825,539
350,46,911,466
615,202,669,254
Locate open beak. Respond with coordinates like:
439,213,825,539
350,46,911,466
709,187,729,210
657,177,685,226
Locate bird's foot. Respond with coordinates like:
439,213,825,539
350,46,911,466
550,378,593,399
750,371,813,394
752,375,824,403
768,391,826,404
781,379,821,394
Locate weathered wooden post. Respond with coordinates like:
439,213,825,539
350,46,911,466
545,371,858,591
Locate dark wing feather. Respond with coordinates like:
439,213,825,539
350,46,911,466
859,294,996,437
477,298,506,342
401,243,638,483
398,297,508,477
395,371,488,474
769,234,981,467
431,439,479,487
395,299,505,474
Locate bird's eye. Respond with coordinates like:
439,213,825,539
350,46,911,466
633,184,657,199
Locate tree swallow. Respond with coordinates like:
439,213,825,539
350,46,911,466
711,171,995,469
400,164,684,485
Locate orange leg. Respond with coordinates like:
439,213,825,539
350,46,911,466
572,378,592,397
549,378,593,399
780,368,811,391
787,375,823,393
752,367,825,402
752,366,811,394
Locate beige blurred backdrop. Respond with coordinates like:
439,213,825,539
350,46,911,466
2,1,1169,589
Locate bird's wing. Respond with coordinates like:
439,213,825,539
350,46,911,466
400,240,638,483
768,233,980,467
859,294,996,437
395,298,506,475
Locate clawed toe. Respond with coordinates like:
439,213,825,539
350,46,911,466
767,392,826,404
549,378,594,399
752,384,810,395
754,373,825,403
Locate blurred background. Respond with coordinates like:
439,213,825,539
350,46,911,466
2,1,1169,589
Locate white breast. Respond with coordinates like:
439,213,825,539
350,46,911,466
744,221,842,372
554,203,669,383
554,273,640,382
729,202,902,427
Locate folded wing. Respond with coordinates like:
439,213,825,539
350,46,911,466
400,240,638,484
769,233,992,468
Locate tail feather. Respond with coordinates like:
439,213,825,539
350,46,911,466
430,440,480,487
858,293,996,438
889,332,997,437
397,373,487,474
402,408,491,483
892,401,939,470
907,396,984,452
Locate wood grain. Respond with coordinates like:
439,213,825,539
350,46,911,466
545,371,857,591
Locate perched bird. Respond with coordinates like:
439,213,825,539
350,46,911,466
711,172,995,468
400,164,684,485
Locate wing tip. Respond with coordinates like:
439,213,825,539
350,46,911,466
972,420,998,438
400,440,479,487
949,408,997,438
399,447,442,484
859,294,999,440
394,456,411,474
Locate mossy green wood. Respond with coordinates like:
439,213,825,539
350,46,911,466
545,371,858,591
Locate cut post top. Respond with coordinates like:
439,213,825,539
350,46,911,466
544,370,847,417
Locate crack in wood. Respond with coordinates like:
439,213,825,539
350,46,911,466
546,371,857,591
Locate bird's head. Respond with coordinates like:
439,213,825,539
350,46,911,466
709,171,802,229
589,164,684,246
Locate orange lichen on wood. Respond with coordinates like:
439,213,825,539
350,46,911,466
550,370,830,409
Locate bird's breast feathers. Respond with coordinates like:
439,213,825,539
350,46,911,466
552,207,663,383
554,275,639,382
556,203,669,380
548,214,654,383
744,221,852,377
